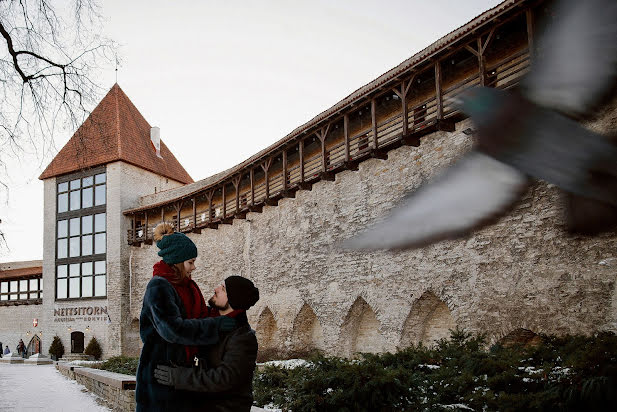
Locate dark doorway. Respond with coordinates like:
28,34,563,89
26,335,41,357
71,331,84,353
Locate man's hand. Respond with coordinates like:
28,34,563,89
154,364,175,386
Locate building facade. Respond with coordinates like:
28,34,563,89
1,0,616,360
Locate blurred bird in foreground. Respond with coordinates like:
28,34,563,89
345,0,617,250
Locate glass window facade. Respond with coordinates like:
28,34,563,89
0,277,42,302
56,169,107,300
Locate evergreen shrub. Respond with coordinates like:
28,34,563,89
48,335,64,360
253,329,617,411
84,337,103,360
99,356,139,375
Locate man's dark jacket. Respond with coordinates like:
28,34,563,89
136,276,222,412
171,311,258,412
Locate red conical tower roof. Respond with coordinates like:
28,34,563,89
39,84,193,184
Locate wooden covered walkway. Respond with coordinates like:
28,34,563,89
124,0,538,244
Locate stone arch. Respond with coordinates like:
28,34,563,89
498,328,542,348
340,297,387,356
399,291,456,348
256,307,279,353
290,303,325,355
26,335,41,357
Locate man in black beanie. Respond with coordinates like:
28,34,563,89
154,276,260,412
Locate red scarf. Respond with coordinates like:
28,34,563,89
153,260,214,362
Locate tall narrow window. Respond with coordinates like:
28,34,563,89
55,168,107,300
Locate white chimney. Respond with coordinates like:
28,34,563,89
150,127,163,159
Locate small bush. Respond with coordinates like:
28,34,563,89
48,335,64,360
99,356,139,375
84,337,103,360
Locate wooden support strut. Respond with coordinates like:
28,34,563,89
233,176,247,218
281,149,295,198
298,139,312,190
144,212,152,244
262,158,277,206
192,198,201,233
315,124,335,181
434,60,455,132
248,168,262,212
369,98,387,159
205,190,218,229
342,114,358,170
132,214,137,244
175,200,183,231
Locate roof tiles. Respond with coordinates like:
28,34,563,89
39,84,193,184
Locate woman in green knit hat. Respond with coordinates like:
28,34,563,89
136,222,235,412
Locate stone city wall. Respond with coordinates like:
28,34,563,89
127,103,617,359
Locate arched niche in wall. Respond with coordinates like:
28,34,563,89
26,334,42,357
256,307,278,351
498,328,542,348
340,297,387,357
290,303,325,355
399,291,456,348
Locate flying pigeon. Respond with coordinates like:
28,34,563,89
344,0,617,250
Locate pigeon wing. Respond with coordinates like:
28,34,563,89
521,0,617,115
343,152,528,250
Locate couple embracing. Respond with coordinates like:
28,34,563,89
136,222,260,412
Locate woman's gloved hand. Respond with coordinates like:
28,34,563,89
216,316,236,332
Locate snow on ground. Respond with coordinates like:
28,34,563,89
258,359,311,369
0,363,110,411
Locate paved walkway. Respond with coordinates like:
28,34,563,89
0,363,110,411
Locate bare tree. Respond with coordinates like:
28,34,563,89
0,0,115,176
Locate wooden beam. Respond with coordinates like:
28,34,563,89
434,60,443,121
233,176,241,216
343,114,350,162
132,214,137,244
222,184,226,220
282,150,288,192
261,158,272,201
299,140,305,185
192,197,197,230
175,200,183,231
144,212,152,244
477,37,486,86
315,124,330,173
371,98,378,150
190,197,201,233
249,168,255,206
206,191,214,225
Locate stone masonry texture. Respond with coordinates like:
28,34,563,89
127,98,617,358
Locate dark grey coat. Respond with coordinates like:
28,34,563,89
170,312,258,412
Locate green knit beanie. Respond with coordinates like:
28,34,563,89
157,232,198,264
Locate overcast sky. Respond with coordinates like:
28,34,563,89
0,0,502,263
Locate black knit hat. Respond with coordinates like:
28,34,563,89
225,276,259,310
